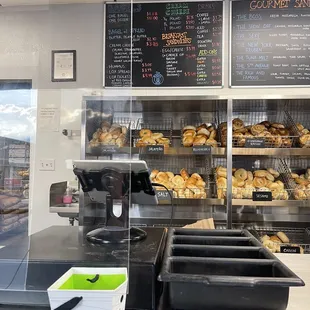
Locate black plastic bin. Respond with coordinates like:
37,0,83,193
159,228,304,310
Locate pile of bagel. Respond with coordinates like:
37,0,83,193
295,122,310,147
261,232,304,254
220,118,293,148
136,129,170,147
89,121,128,148
216,166,289,200
291,169,310,200
150,169,207,199
182,123,218,147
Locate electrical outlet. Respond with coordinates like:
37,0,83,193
39,159,55,171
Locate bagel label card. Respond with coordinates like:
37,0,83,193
252,191,272,201
245,138,265,148
280,246,301,254
192,145,211,155
156,190,172,204
146,145,164,154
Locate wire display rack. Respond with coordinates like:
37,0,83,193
180,115,221,147
213,158,294,201
218,110,299,148
253,226,310,254
143,155,211,199
133,117,173,147
288,109,310,148
285,158,310,201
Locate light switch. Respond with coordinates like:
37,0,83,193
39,159,55,171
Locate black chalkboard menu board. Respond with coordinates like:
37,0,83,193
105,1,223,87
231,0,310,87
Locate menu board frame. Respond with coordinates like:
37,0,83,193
229,0,310,88
103,0,224,88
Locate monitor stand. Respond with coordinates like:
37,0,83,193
86,194,147,244
86,226,147,244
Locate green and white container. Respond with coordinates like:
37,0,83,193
48,267,128,310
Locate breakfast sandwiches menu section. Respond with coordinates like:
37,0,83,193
231,0,310,87
105,1,223,87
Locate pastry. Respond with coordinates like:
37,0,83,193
196,124,208,131
277,232,290,243
254,170,267,178
234,168,247,181
216,166,227,178
299,134,310,146
139,129,152,138
193,136,207,145
157,137,170,145
209,130,217,140
267,168,280,178
296,123,304,132
247,171,254,181
260,121,271,128
253,177,267,188
183,136,194,147
206,138,218,147
180,168,190,180
156,172,169,182
150,170,159,180
172,175,185,188
270,235,282,243
251,124,266,136
197,128,210,137
183,126,196,132
196,179,206,188
152,133,163,140
142,137,157,145
183,129,196,137
191,173,202,181
232,118,244,130
271,123,285,129
265,172,275,182
166,172,175,181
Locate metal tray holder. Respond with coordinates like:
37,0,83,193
287,108,310,148
143,155,211,201
180,115,221,147
87,117,132,155
214,158,295,201
159,228,304,310
253,226,310,254
133,117,173,149
219,110,299,148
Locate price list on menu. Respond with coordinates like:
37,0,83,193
231,0,310,87
105,1,223,87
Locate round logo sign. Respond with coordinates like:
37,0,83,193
152,71,164,86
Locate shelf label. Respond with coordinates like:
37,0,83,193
100,146,119,153
252,191,272,201
245,138,265,148
280,246,301,254
156,190,173,203
192,145,211,155
146,145,164,154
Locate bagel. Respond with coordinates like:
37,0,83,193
232,118,244,130
183,136,194,147
150,169,159,180
182,126,196,132
151,133,163,140
139,129,152,138
183,129,196,137
217,177,227,189
251,124,266,136
156,172,169,182
216,166,227,178
254,170,267,178
197,128,210,137
172,175,185,188
253,177,267,188
180,168,190,180
234,168,248,181
191,173,202,181
247,171,254,181
267,168,280,178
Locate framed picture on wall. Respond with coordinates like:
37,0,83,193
52,50,76,82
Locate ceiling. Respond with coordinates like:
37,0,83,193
0,0,104,6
